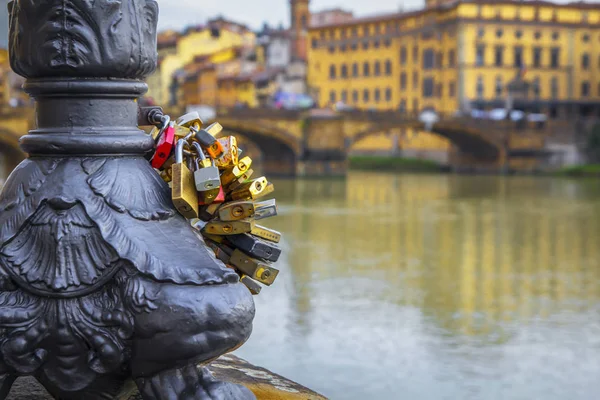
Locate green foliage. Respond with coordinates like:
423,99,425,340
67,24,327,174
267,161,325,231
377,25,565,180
556,164,600,177
349,156,443,172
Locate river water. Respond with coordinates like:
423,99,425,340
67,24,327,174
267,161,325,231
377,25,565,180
235,172,600,400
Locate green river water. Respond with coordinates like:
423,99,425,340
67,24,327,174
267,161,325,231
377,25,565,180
235,172,600,400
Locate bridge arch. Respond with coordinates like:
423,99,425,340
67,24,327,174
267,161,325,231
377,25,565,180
217,119,302,176
346,121,501,162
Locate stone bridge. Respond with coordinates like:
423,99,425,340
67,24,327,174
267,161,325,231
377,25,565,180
0,106,553,178
210,109,549,176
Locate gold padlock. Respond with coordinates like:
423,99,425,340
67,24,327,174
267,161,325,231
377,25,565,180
218,201,255,222
230,177,270,201
250,225,281,243
226,168,255,193
175,111,204,129
203,219,255,236
171,139,199,219
199,202,222,222
229,249,279,286
220,156,253,187
215,136,239,169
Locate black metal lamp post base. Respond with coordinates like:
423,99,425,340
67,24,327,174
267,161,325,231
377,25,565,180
0,1,256,399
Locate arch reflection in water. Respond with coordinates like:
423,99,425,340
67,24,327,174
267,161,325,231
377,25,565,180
236,172,600,400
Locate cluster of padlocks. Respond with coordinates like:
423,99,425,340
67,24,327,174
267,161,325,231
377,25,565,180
146,111,281,295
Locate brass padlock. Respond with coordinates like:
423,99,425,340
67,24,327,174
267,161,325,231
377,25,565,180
199,202,222,222
215,136,239,169
250,225,281,243
230,177,271,201
203,219,255,236
218,201,255,222
229,249,279,286
226,168,255,193
240,275,262,295
176,111,204,129
254,199,278,221
220,156,253,187
171,139,199,219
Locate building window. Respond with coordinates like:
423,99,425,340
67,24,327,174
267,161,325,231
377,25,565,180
351,43,358,51
583,34,590,42
413,98,419,112
552,32,559,41
374,88,381,103
385,60,392,75
476,45,485,66
352,90,358,103
352,63,358,77
449,49,455,67
413,71,419,89
413,45,419,62
423,49,435,69
551,48,560,68
340,44,347,52
329,65,336,79
515,30,523,39
374,61,381,76
514,46,523,67
311,38,317,49
551,77,559,99
400,47,407,64
374,40,380,49
352,27,358,37
476,76,484,99
399,99,406,112
341,90,347,103
320,31,325,39
449,81,456,97
301,15,307,29
341,64,348,78
534,31,541,40
496,29,503,38
400,72,407,90
329,90,336,103
495,76,503,98
437,52,444,68
436,83,443,98
495,46,503,67
363,89,370,102
385,88,392,102
477,27,485,38
582,53,590,69
533,47,542,68
582,81,590,97
384,38,391,47
533,77,540,98
423,78,434,98
363,62,370,77
362,41,369,50
328,46,335,54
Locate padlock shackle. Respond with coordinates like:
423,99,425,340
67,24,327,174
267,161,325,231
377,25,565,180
175,138,187,164
191,142,207,162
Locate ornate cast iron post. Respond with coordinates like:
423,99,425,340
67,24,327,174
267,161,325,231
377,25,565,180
0,1,256,399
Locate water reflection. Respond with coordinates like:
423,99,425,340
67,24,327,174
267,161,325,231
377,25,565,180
235,172,600,400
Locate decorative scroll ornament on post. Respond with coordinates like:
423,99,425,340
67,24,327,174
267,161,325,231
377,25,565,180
0,1,256,399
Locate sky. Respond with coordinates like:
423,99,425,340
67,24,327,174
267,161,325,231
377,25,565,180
156,0,598,32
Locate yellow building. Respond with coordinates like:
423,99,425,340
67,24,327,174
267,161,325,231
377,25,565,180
307,0,600,156
217,76,238,109
149,18,256,106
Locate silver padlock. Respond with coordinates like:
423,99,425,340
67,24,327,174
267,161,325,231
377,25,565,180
191,142,221,204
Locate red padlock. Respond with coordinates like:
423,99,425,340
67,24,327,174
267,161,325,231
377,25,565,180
199,185,225,206
151,122,176,169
